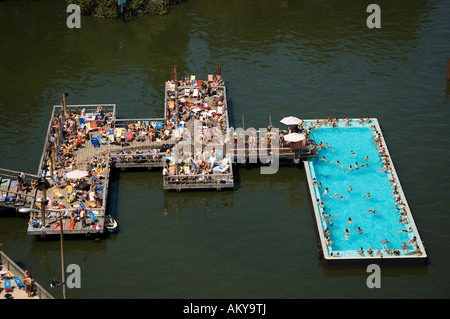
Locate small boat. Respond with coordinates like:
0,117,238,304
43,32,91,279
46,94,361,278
105,215,118,232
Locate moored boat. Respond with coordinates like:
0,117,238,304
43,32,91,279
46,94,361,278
105,215,118,232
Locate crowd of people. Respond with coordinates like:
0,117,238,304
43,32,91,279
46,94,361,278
163,76,232,183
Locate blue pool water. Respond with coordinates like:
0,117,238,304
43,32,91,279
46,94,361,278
306,120,416,257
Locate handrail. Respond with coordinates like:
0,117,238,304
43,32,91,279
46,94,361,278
164,173,233,184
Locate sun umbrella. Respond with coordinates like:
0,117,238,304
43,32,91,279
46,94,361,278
284,133,305,142
65,170,89,179
280,116,301,125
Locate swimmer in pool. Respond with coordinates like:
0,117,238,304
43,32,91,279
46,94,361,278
350,150,356,156
345,228,349,240
367,246,373,257
382,244,392,255
366,208,381,216
354,162,359,169
323,187,329,196
397,227,412,233
320,156,329,162
366,192,371,198
364,156,370,161
336,161,344,169
325,142,335,152
358,247,365,256
347,186,353,192
346,165,353,173
330,193,345,200
377,250,383,258
347,217,355,225
355,227,363,234
317,142,324,150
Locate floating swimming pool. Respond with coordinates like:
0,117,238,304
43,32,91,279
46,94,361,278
303,118,427,265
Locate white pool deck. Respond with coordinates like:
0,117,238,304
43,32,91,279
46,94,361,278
303,118,427,266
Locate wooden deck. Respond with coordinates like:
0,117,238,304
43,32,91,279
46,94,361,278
1,71,318,236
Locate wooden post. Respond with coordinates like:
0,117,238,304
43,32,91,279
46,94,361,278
62,92,69,119
447,58,450,81
173,65,178,82
216,66,221,76
40,189,46,226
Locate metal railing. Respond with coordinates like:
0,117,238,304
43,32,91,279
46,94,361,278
163,171,234,188
0,250,54,299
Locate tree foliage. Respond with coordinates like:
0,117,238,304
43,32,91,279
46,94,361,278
67,0,185,19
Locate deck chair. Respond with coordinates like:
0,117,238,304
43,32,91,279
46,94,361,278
5,279,12,292
66,185,73,196
5,196,15,204
14,276,24,289
53,188,64,198
91,137,100,148
97,135,107,145
126,131,133,142
108,133,115,144
85,200,96,208
0,178,10,187
67,192,76,203
90,121,98,131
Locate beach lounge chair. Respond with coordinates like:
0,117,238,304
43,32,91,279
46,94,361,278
97,135,107,145
0,178,10,188
67,192,76,203
126,131,133,142
54,188,64,198
88,211,98,222
91,137,100,148
90,121,98,131
85,200,96,208
14,276,24,289
5,279,12,292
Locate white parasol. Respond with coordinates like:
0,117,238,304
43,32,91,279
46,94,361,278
65,170,89,179
284,133,305,142
280,116,302,126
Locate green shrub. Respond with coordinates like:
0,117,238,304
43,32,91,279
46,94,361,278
67,0,185,19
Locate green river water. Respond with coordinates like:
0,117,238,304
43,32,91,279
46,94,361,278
0,0,449,300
